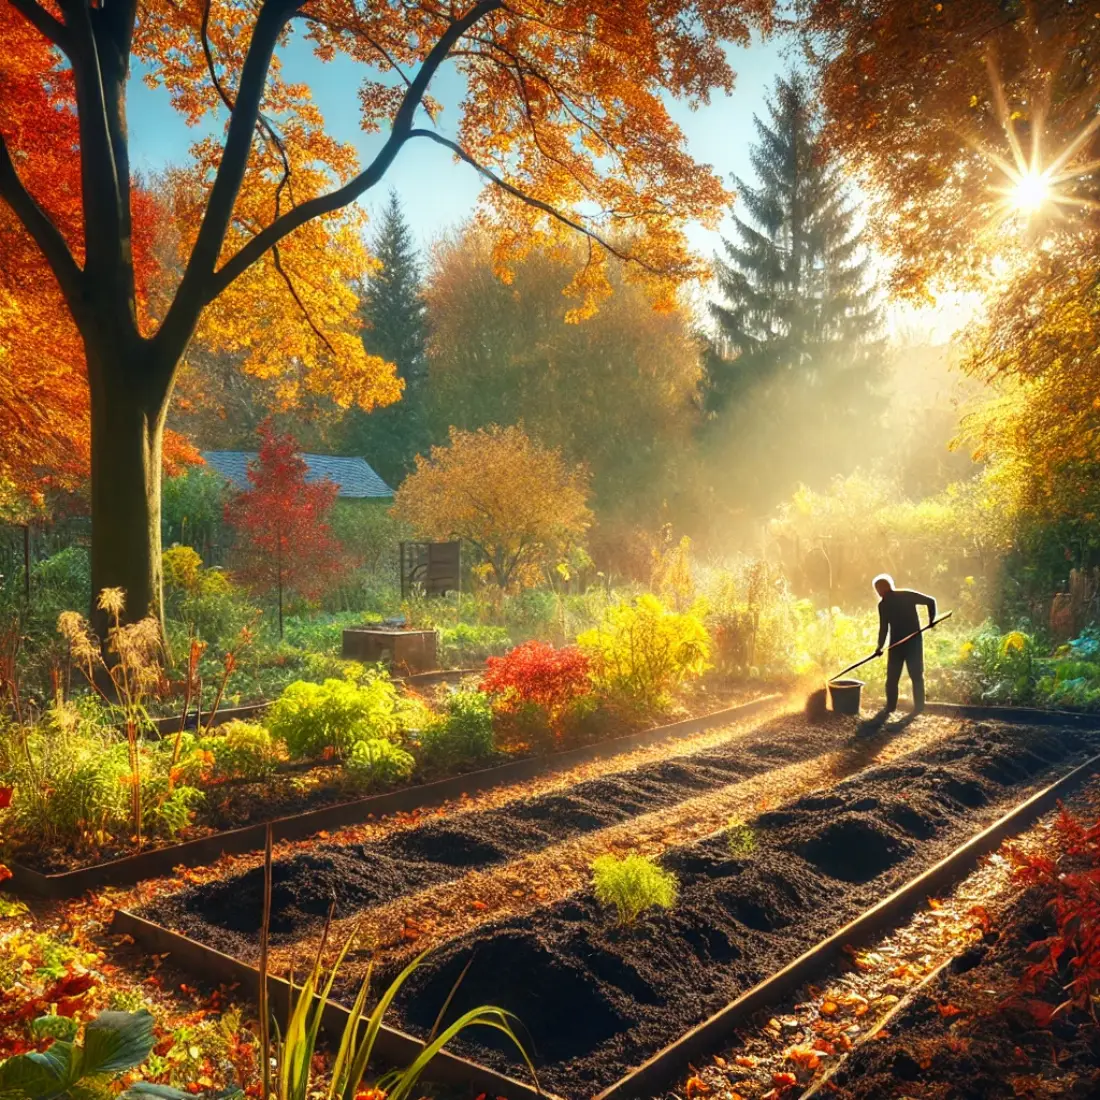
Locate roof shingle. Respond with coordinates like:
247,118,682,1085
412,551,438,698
202,451,394,499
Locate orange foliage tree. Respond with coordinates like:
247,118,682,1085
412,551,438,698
2,0,772,620
0,4,200,512
394,425,591,590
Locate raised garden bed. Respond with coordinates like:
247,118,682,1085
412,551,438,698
0,693,781,896
125,710,1100,1099
342,627,438,673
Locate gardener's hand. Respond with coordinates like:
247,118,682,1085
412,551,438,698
873,648,883,658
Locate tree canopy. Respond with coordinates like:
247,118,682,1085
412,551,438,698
2,0,772,619
394,424,591,590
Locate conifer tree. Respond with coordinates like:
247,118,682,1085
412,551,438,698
341,191,430,485
707,75,880,409
702,74,883,517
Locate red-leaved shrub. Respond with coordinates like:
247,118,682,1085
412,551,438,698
481,641,592,748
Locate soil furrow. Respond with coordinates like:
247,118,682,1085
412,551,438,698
368,719,1099,1097
268,710,973,973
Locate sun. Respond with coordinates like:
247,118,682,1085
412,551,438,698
1011,168,1051,215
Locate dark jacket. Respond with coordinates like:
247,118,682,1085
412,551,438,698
877,588,936,650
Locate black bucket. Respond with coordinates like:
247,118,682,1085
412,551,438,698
828,678,864,715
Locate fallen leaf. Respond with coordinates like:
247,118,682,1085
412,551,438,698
937,1003,963,1019
820,1001,839,1016
927,897,943,910
734,1055,756,1068
712,1056,727,1069
685,1075,711,1097
786,1045,821,1070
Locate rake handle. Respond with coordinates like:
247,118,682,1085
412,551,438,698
828,612,953,683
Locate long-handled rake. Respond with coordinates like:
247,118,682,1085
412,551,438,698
805,612,953,719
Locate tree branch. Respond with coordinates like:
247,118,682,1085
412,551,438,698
0,131,84,313
7,0,72,55
204,0,502,300
157,0,305,356
408,129,663,274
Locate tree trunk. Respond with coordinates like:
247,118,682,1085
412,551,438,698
87,344,173,630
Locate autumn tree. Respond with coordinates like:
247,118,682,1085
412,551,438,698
2,0,772,623
224,421,343,635
0,4,199,512
802,1,1100,581
339,191,430,486
425,226,701,532
393,424,591,590
801,0,1099,294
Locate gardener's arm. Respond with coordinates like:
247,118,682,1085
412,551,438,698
876,600,888,654
918,590,937,627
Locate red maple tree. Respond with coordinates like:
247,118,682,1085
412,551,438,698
224,422,344,634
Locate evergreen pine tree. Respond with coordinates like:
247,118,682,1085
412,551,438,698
702,74,883,515
340,190,429,486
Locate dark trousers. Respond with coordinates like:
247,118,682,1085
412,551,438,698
886,637,925,712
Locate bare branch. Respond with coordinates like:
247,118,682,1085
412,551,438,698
408,129,664,274
0,131,84,313
7,0,72,55
206,0,503,299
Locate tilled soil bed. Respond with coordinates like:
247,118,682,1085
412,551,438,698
372,719,1099,1097
150,710,852,953
139,716,1100,1098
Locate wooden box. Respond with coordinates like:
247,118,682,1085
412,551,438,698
342,628,439,674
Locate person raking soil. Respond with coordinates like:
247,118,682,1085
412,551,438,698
871,573,938,720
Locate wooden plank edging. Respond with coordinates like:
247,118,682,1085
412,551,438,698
590,749,1100,1100
110,910,556,1100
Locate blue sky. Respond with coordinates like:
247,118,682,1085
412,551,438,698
125,28,792,261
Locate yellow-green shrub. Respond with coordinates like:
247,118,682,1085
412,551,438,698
592,853,678,925
578,594,710,709
267,674,399,759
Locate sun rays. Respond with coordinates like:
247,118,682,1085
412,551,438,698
980,56,1100,224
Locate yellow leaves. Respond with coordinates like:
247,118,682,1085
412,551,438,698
393,424,591,590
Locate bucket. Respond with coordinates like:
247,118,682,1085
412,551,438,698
828,678,864,715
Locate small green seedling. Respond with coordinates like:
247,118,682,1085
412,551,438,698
727,818,756,858
592,853,678,926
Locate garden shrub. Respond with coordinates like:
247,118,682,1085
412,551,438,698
438,623,513,666
0,702,206,850
419,688,495,768
203,720,282,780
162,545,256,650
578,594,710,710
344,737,415,789
591,853,678,925
267,674,400,759
481,640,592,749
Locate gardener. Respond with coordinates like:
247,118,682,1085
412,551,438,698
872,574,937,716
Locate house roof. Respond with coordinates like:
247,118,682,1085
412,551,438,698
202,451,394,499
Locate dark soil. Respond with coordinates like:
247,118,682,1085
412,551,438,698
142,716,1100,1098
149,711,852,953
828,875,1100,1098
372,720,1098,1097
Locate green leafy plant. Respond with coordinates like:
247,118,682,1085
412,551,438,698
267,674,399,760
591,853,679,926
727,818,756,858
0,1010,160,1100
203,721,282,781
578,594,711,710
344,738,415,790
418,688,495,769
